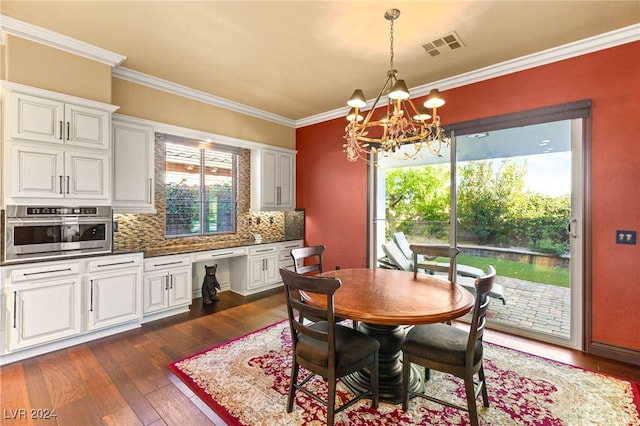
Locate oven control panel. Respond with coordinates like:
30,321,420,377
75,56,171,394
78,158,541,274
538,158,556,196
25,207,100,216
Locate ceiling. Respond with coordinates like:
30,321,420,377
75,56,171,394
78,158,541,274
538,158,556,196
2,1,639,122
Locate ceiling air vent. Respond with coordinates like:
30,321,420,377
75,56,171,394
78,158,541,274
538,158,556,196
422,31,464,57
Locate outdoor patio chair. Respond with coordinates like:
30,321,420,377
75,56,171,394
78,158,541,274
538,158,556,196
382,240,412,271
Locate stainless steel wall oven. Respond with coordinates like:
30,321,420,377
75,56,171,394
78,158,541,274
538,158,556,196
4,205,113,263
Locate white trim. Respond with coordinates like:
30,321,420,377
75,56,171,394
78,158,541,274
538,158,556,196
112,67,296,128
296,23,640,128
0,14,126,66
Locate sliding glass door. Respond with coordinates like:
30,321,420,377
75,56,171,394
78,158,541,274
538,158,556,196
369,104,589,349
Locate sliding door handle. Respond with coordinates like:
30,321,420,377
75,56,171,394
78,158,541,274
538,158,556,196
567,219,578,238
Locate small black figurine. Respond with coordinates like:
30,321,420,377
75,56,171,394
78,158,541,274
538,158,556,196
202,264,221,304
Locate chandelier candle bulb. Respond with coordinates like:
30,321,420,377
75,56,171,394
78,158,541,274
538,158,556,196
343,8,450,165
347,108,363,122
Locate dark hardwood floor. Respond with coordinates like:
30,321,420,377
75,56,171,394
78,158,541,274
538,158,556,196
1,288,638,425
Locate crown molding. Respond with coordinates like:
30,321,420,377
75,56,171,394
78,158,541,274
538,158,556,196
112,67,296,128
295,23,640,128
0,14,126,66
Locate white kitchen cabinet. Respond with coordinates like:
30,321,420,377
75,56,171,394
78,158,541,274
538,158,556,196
1,82,117,205
10,91,111,150
248,244,279,290
250,148,296,211
112,118,155,213
4,261,82,352
10,144,109,199
143,254,192,321
85,253,143,331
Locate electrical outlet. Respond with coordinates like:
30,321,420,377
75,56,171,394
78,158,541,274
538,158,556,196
616,230,637,245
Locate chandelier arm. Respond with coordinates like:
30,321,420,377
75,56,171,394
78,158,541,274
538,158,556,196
361,73,395,128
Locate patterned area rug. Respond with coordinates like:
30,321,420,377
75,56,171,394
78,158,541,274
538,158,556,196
168,320,640,425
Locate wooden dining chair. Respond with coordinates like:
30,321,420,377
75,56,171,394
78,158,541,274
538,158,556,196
279,267,379,425
401,265,496,426
290,245,325,275
291,245,356,328
409,244,460,280
410,244,507,305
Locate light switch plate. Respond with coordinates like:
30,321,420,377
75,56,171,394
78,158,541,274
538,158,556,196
616,230,637,245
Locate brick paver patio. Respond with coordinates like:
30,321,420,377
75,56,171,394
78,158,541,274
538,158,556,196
486,275,571,338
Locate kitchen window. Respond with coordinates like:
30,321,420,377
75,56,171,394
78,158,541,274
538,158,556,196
163,135,238,237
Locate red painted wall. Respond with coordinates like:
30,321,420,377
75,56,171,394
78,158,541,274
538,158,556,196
296,41,640,354
296,121,368,269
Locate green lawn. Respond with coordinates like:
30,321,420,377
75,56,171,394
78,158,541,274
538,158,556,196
457,255,570,288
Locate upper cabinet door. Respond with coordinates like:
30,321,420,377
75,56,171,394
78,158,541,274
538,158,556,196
10,144,65,198
11,93,65,144
277,151,294,209
65,104,110,150
112,119,156,213
250,148,296,211
260,149,279,208
65,150,110,199
10,92,110,150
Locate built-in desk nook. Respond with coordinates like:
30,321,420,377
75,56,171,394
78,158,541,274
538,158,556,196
139,238,303,323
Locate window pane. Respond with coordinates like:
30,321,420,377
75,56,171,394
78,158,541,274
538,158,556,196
165,142,201,236
203,150,235,233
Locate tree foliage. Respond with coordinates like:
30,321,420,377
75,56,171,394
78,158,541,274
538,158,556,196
385,165,450,237
385,159,571,256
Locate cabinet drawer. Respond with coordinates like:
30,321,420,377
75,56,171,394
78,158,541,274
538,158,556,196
279,241,304,253
249,245,278,256
87,254,142,272
279,252,294,262
144,255,192,272
10,262,81,283
193,247,247,261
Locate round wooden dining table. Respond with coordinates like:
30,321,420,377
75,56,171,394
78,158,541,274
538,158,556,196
301,268,475,403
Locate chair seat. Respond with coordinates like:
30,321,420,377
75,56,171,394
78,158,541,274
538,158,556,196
402,323,483,367
298,322,380,371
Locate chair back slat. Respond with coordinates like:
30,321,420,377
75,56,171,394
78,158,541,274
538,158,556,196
409,244,461,281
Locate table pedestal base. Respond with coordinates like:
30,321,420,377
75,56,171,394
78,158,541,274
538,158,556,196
342,323,422,404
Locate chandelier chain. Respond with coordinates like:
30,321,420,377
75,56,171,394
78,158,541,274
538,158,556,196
389,18,394,71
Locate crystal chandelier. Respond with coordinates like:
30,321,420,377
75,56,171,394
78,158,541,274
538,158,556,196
344,9,450,165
